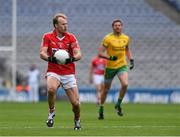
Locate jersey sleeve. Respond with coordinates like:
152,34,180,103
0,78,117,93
41,34,50,47
91,57,96,67
101,35,109,48
70,34,80,49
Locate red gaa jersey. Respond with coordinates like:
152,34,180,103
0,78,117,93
41,30,80,75
91,56,107,75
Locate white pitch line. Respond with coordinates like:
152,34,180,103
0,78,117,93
1,125,180,129
0,136,180,137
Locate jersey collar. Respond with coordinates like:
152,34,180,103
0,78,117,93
53,29,68,40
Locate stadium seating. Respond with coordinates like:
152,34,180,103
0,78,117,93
0,0,180,88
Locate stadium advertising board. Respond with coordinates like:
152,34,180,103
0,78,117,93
0,88,180,103
79,88,180,104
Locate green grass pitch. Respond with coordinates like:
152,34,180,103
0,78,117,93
0,101,180,136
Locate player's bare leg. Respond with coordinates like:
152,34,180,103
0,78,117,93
95,84,102,106
65,86,81,130
115,72,128,116
46,76,60,127
98,80,112,120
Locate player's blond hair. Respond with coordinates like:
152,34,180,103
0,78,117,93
53,13,67,27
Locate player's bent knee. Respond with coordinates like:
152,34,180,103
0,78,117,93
72,101,80,108
122,84,128,89
48,87,56,94
104,88,109,94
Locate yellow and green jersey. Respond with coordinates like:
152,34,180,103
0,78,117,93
101,32,130,69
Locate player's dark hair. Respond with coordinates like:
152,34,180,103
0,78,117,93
112,19,123,27
53,13,67,28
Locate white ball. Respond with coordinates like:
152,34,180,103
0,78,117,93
54,50,69,64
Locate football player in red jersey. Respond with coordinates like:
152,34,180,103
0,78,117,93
89,55,107,105
40,13,81,130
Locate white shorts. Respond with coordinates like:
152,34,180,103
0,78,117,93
93,74,104,85
46,72,77,89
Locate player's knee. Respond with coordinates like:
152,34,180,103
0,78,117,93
122,84,128,89
72,101,80,108
47,87,56,95
72,102,80,112
104,87,109,94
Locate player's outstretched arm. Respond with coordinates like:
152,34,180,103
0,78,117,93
89,62,93,84
126,46,134,70
98,45,117,61
129,59,134,70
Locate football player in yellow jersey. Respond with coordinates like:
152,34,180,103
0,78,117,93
98,19,134,119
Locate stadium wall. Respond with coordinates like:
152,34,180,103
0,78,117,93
0,88,180,103
78,88,180,104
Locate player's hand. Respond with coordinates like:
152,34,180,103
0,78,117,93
65,57,75,64
48,57,57,64
109,56,117,61
129,59,134,70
